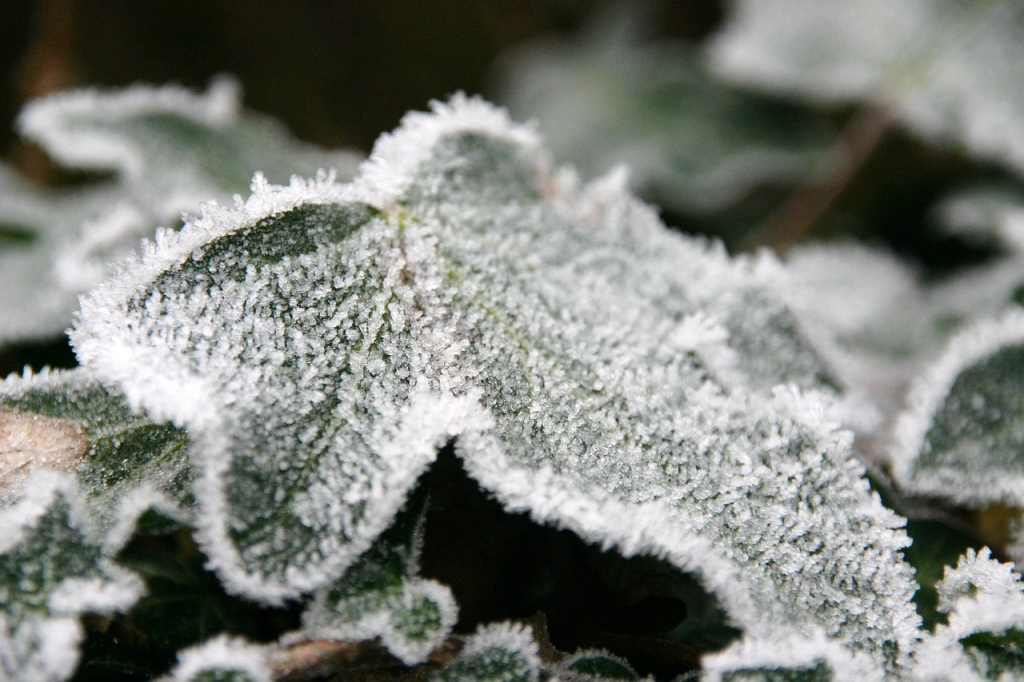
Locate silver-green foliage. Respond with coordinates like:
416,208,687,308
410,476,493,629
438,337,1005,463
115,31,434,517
0,77,361,344
892,309,1024,507
497,7,836,214
0,472,143,682
70,95,918,673
0,368,192,542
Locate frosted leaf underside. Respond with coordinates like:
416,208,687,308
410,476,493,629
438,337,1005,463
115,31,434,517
72,98,919,666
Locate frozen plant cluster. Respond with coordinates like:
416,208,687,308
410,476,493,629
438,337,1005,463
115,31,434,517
6,3,1024,677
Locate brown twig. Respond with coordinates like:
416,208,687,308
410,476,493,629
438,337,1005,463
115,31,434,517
745,106,894,254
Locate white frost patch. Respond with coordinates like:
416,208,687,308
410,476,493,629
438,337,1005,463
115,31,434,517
353,93,544,208
911,549,1024,681
170,635,271,682
0,615,82,682
702,630,884,682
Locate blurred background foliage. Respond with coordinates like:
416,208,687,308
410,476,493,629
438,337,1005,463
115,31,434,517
0,0,1006,275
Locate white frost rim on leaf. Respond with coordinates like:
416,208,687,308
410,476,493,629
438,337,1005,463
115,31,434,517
301,577,457,666
0,615,83,682
458,621,541,676
890,307,1024,501
352,93,545,208
170,635,271,682
453,422,759,632
0,469,144,616
103,484,192,554
18,75,241,179
192,385,494,602
701,629,884,682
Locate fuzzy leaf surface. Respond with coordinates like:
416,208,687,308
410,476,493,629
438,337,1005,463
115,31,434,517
72,97,919,667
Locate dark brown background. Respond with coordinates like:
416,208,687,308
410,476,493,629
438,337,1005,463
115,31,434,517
0,0,723,158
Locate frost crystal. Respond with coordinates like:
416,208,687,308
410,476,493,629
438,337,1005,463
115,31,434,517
72,96,920,669
432,622,540,682
912,549,1024,681
701,630,884,682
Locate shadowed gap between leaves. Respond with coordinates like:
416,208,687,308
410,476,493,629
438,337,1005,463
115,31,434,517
418,443,741,680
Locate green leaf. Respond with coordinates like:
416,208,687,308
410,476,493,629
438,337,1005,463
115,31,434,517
299,479,457,664
497,7,837,215
432,622,540,682
559,649,640,680
0,368,192,548
18,76,361,222
709,0,1024,175
72,96,919,669
0,165,125,343
892,309,1024,507
0,471,144,681
0,79,362,345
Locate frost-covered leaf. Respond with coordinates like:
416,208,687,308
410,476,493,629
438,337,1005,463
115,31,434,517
0,78,362,345
0,165,125,343
785,242,1024,429
700,631,883,682
432,622,540,682
911,548,1024,681
0,471,144,681
0,367,192,547
18,76,360,222
557,649,642,680
708,0,1024,175
496,7,838,214
299,479,456,665
168,635,270,682
71,96,919,669
892,309,1024,507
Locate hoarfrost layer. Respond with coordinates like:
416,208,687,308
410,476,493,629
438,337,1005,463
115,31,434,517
72,96,920,669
